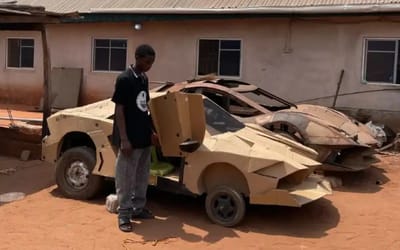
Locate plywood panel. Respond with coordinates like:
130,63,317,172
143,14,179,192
50,67,82,109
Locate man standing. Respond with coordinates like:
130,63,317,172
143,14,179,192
111,44,156,232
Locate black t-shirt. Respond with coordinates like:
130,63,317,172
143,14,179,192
111,66,152,148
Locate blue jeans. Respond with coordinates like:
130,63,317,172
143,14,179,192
115,147,151,220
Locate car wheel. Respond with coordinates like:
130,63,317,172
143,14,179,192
205,185,246,227
55,146,103,200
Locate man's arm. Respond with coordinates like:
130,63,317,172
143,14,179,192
115,104,133,155
149,114,160,146
112,75,133,155
115,104,128,142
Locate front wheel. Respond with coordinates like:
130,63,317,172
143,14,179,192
205,185,246,227
55,146,103,200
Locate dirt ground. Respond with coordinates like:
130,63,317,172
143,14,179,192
0,153,400,250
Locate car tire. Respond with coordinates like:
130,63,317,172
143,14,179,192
55,146,103,200
205,185,246,227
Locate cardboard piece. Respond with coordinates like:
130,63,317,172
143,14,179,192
149,92,205,157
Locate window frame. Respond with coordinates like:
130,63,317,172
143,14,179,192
6,37,35,70
362,37,400,86
91,37,128,73
196,38,242,78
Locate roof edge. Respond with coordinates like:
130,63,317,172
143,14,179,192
88,4,400,14
0,3,78,17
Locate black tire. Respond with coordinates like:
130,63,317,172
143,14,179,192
205,185,246,227
55,146,103,200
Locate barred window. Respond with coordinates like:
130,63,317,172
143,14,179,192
7,38,34,68
198,39,241,77
363,39,400,84
93,39,127,71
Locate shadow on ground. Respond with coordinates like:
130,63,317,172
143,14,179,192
325,165,390,193
49,180,339,244
0,157,55,206
133,189,339,243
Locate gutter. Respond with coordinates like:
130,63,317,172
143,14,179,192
0,7,31,15
88,4,400,15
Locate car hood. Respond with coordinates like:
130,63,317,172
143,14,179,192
294,104,378,146
54,98,115,120
256,106,375,147
203,125,320,170
54,92,168,120
237,125,320,166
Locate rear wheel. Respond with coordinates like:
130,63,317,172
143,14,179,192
55,146,103,200
205,185,246,227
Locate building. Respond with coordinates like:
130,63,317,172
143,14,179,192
2,0,400,129
0,1,75,156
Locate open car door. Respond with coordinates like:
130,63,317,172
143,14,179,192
149,92,206,157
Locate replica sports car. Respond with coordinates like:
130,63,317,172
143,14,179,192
42,92,331,227
152,78,379,172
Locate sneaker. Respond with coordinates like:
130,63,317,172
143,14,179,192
131,208,155,219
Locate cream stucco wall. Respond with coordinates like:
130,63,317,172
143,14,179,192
1,17,399,125
45,18,400,110
0,30,43,106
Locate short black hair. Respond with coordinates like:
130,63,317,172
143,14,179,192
135,44,155,58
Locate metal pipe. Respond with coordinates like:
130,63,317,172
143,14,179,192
332,70,345,108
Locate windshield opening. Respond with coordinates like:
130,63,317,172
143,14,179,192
203,98,245,135
242,89,291,111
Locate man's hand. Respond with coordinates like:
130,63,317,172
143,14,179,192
151,133,160,146
120,139,133,155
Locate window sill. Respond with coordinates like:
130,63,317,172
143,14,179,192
196,74,241,80
92,70,123,74
5,67,35,71
362,81,400,87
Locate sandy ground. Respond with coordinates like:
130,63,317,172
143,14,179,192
0,154,400,250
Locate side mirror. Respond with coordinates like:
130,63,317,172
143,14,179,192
179,140,200,153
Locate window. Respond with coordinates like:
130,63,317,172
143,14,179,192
203,98,244,135
7,38,34,68
198,39,241,77
363,39,400,84
93,39,127,71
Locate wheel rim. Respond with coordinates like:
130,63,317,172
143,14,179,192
65,160,90,190
210,192,238,223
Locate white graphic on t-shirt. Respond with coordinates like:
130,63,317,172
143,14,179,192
136,91,148,112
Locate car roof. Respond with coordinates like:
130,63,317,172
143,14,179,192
188,78,297,108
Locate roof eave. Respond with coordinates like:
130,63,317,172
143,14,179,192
87,4,400,15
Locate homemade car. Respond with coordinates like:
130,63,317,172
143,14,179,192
42,92,331,227
153,79,379,172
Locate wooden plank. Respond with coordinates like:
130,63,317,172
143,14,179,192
41,25,51,138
